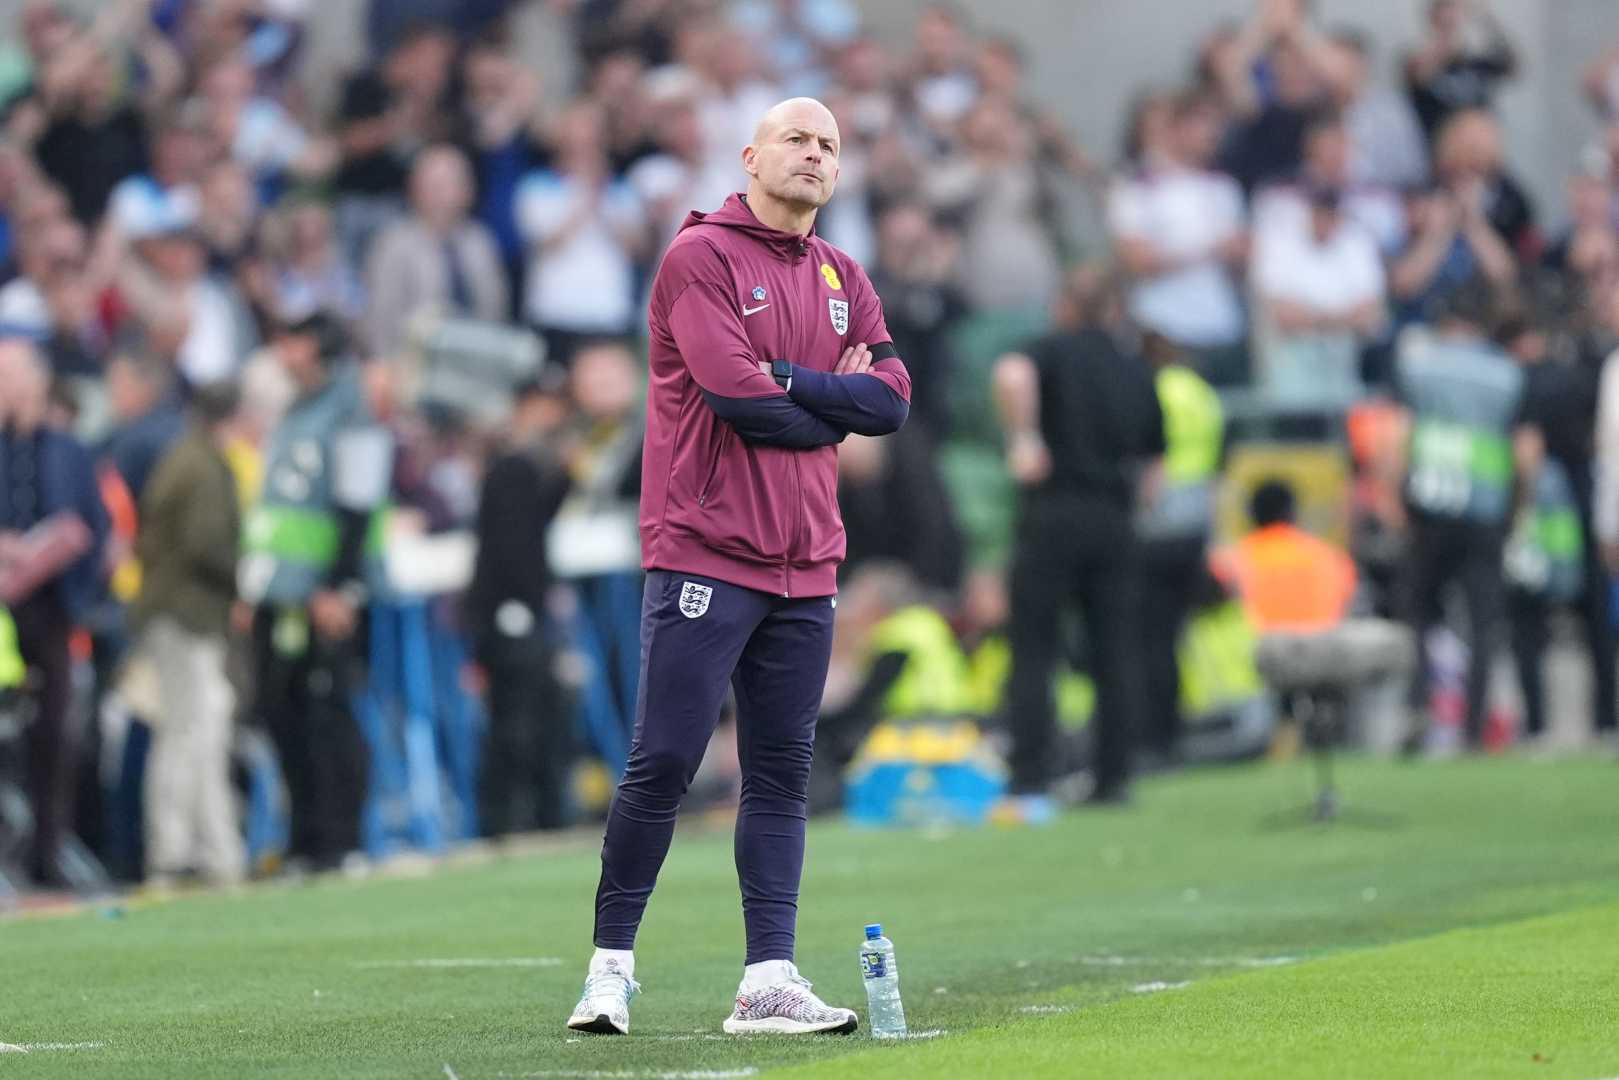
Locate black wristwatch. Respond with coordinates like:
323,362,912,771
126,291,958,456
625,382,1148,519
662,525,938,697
770,358,793,391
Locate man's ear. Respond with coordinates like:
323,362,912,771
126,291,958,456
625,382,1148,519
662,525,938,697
741,145,759,178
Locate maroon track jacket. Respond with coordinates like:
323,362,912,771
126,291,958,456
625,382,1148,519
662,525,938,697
640,193,912,598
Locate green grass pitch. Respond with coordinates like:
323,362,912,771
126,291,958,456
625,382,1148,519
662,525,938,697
4,756,1618,1078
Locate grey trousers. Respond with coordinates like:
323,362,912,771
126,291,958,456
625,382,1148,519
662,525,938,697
140,617,245,883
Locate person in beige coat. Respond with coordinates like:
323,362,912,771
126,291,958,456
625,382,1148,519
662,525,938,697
364,144,509,356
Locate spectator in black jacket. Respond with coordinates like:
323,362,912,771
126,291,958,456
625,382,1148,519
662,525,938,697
465,370,574,834
0,337,109,886
867,202,966,438
1404,0,1518,142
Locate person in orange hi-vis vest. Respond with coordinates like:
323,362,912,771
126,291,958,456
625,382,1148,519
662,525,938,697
1211,479,1357,634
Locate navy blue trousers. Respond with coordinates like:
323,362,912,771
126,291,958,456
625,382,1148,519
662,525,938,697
593,571,836,964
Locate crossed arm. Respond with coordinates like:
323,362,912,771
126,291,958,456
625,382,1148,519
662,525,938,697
667,275,910,448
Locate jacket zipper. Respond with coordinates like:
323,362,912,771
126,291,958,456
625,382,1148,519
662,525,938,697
784,453,803,597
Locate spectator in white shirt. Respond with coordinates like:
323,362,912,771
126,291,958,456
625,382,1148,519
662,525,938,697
691,23,782,194
627,86,715,254
1591,281,1619,570
1253,113,1406,257
517,102,648,365
106,111,207,244
1252,183,1386,405
907,3,978,135
0,215,79,339
119,205,255,387
1109,90,1249,384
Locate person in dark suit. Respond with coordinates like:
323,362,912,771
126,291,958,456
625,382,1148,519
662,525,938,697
0,337,109,886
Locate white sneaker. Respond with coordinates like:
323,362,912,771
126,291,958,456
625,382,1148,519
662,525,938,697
722,965,858,1035
566,960,640,1035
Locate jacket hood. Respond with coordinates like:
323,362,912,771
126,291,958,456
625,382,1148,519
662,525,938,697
678,193,814,262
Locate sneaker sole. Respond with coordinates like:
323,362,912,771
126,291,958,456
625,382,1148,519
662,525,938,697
722,1013,858,1035
567,1014,628,1035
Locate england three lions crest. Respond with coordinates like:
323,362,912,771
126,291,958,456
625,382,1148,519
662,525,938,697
828,298,849,335
679,581,713,619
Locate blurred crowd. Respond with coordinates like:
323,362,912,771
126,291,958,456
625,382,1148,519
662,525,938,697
1,0,1618,892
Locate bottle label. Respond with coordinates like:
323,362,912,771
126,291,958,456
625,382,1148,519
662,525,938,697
860,950,886,979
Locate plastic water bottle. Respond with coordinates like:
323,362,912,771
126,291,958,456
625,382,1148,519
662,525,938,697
859,923,907,1038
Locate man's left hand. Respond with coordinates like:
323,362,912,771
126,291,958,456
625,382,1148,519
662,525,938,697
834,343,872,375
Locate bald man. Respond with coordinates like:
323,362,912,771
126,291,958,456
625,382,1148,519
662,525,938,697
0,339,108,887
568,99,912,1037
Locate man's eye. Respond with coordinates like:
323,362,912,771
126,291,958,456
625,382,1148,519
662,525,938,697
789,135,803,143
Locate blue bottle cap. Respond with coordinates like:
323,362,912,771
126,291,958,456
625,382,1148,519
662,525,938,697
865,923,882,939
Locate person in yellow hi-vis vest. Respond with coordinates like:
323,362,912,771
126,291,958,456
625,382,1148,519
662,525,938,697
1135,327,1224,762
0,607,25,689
811,565,972,811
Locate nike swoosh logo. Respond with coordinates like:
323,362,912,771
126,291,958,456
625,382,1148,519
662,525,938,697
742,303,770,316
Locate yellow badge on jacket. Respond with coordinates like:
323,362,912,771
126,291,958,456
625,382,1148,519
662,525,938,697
820,263,842,290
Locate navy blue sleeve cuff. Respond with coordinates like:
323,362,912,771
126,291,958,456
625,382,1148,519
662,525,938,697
701,389,848,448
786,367,909,436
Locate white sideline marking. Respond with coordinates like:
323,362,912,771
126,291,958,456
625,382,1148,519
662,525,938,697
0,1044,26,1054
1019,1004,1073,1014
352,958,564,970
1077,955,1296,969
495,1071,759,1079
17,1042,105,1051
1131,981,1191,993
444,1065,462,1080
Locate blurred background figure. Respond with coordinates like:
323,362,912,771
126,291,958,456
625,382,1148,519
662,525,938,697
240,314,378,874
516,103,647,366
100,343,184,503
1393,281,1540,751
993,268,1161,812
1108,90,1249,386
365,144,508,357
1250,182,1386,407
551,341,645,774
133,379,246,887
466,370,574,836
1215,479,1358,637
1404,0,1519,143
1135,327,1224,763
0,337,108,887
